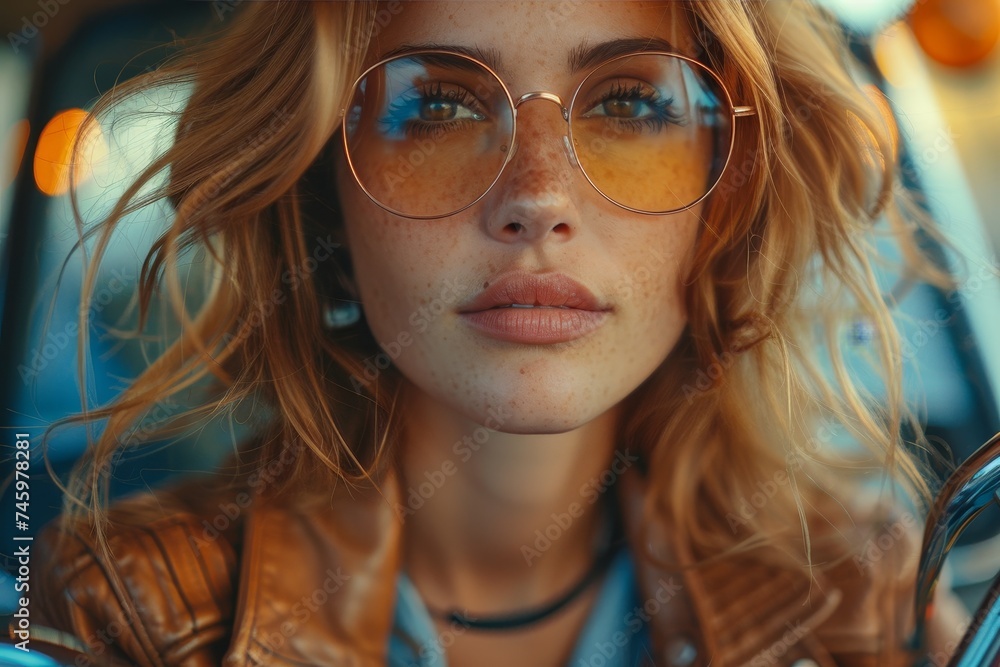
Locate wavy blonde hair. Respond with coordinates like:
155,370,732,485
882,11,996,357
45,0,948,661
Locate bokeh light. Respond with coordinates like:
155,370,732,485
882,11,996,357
909,0,1000,68
32,108,108,196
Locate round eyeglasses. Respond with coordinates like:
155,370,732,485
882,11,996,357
340,50,756,219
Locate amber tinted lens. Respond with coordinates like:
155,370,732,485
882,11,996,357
570,54,732,213
343,53,514,218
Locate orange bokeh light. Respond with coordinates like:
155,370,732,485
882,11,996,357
909,0,1000,68
33,108,107,196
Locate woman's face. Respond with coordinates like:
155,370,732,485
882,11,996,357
334,0,703,433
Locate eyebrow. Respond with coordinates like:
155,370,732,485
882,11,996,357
376,43,508,76
375,37,678,78
569,37,678,72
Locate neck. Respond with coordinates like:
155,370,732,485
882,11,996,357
396,383,634,618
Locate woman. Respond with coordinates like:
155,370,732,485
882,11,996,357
28,1,970,666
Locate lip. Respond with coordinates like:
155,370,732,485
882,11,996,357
457,271,611,344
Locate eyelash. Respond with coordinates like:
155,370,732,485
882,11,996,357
591,82,685,132
381,82,486,138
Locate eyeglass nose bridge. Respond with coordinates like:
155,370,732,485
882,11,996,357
513,91,569,121
511,91,579,169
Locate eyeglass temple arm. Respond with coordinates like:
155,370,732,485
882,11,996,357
910,430,1000,666
733,106,756,117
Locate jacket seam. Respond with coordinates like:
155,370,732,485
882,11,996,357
185,521,234,613
224,505,264,663
69,529,166,667
143,525,200,633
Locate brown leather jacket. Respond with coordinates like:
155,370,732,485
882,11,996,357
29,466,921,667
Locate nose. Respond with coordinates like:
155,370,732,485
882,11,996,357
482,98,581,244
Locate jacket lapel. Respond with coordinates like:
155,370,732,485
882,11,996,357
225,477,402,666
617,468,843,667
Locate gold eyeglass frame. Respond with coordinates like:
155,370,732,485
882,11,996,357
339,49,757,219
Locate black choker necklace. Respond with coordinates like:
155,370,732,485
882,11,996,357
423,500,622,632
427,541,622,631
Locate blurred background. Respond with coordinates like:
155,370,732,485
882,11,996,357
0,0,998,653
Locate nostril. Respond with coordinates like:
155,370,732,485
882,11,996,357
502,220,571,236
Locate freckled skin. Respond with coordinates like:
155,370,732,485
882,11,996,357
335,1,703,435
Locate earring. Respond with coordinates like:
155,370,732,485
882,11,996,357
322,299,362,329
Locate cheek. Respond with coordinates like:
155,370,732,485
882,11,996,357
334,143,704,430
345,217,427,336
337,167,407,335
336,163,469,348
616,213,700,328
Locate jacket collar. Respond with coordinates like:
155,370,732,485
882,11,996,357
615,468,843,667
223,467,844,667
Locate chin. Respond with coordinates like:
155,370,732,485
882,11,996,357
399,356,638,434
456,385,622,436
485,413,594,436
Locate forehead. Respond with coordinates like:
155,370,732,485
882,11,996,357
366,1,694,80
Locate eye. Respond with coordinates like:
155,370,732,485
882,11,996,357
379,82,488,138
599,97,651,119
421,97,484,122
582,81,670,120
578,80,686,133
422,99,454,121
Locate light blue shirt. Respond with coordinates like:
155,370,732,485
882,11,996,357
388,547,653,667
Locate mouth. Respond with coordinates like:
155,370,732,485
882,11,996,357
458,271,610,314
457,271,611,344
